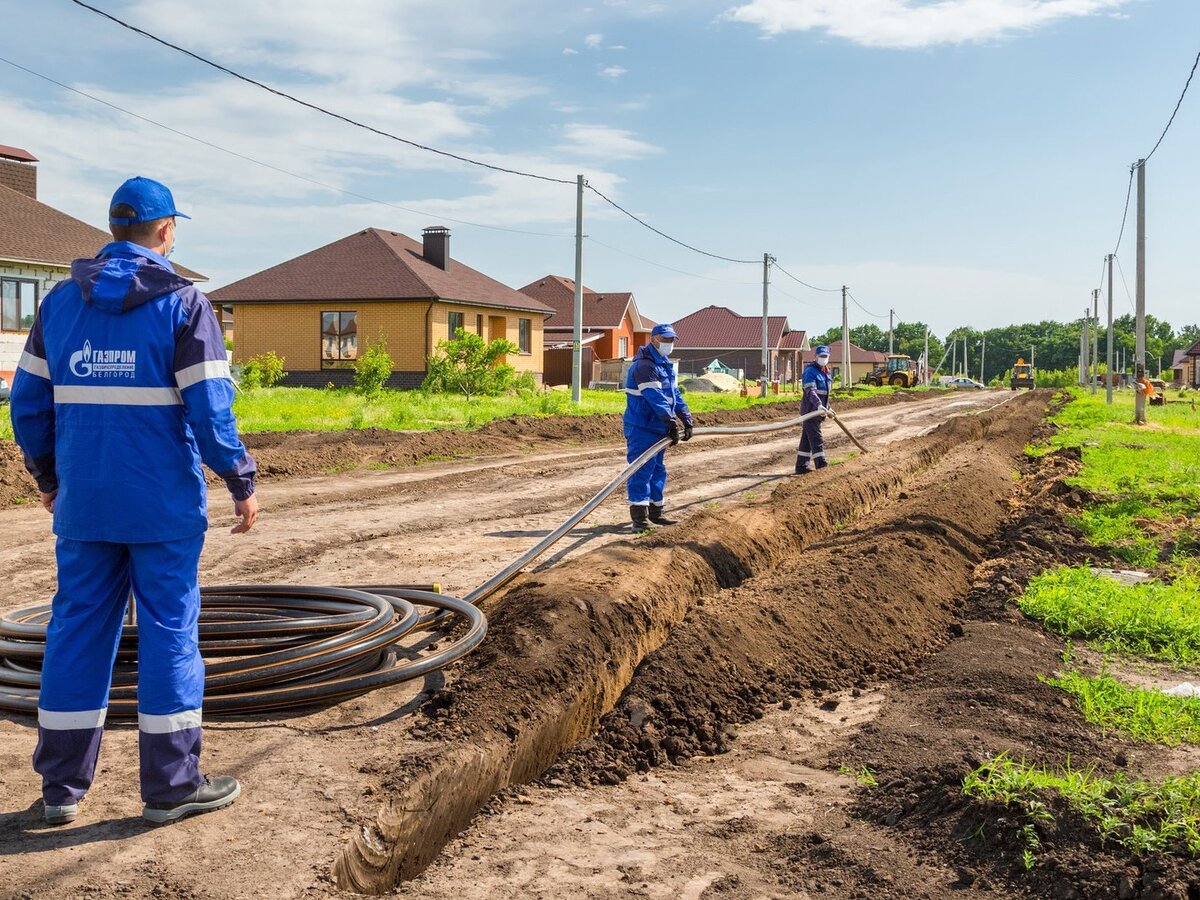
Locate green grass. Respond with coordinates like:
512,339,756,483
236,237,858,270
1047,669,1200,745
963,753,1200,858
1018,566,1200,664
838,763,879,788
1030,389,1200,566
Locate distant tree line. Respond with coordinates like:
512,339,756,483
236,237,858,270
812,316,1200,385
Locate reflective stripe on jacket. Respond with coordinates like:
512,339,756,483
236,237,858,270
622,343,692,437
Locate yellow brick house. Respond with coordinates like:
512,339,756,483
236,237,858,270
210,226,553,388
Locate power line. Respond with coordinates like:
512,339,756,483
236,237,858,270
770,283,839,311
771,260,841,293
847,291,888,319
584,183,759,264
1145,46,1200,161
1111,164,1135,257
585,236,759,284
1113,254,1137,313
0,55,573,239
67,0,574,186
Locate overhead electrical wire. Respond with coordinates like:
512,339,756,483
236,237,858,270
66,0,763,266
771,260,842,293
1145,46,1200,161
585,236,760,285
1113,254,1137,314
847,291,888,320
67,0,574,186
0,54,573,239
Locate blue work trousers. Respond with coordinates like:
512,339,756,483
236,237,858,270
625,429,668,506
796,419,827,473
34,534,207,805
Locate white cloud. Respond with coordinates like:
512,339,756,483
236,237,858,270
600,65,629,79
585,32,606,47
557,124,663,160
723,0,1130,49
609,44,629,49
563,47,580,54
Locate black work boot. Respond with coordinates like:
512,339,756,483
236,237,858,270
630,504,652,532
648,504,678,525
143,774,240,826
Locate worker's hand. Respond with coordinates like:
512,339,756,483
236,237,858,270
824,406,836,419
231,494,258,534
39,490,57,514
666,419,681,447
682,421,694,442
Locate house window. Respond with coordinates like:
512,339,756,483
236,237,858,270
618,336,629,358
448,311,464,338
518,318,531,353
476,314,484,335
1,278,38,332
321,311,358,368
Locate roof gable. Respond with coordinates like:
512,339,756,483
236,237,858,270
0,183,204,280
672,305,790,349
211,228,552,313
518,274,637,329
803,340,886,364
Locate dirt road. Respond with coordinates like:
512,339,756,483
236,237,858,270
0,389,1014,900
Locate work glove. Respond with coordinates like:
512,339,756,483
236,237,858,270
682,420,694,442
666,419,681,446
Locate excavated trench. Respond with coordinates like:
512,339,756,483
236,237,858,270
332,390,1050,893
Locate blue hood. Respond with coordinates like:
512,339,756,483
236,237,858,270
70,242,193,314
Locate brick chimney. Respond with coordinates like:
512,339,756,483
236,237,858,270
422,226,450,271
0,145,38,199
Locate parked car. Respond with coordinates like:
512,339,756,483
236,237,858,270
946,376,985,390
0,376,9,404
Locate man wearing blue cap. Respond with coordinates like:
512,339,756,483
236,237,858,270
11,177,258,826
623,323,693,531
797,345,834,474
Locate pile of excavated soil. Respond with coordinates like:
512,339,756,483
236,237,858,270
544,392,1045,786
0,390,927,506
330,393,1048,891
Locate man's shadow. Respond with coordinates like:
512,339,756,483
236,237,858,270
0,802,147,855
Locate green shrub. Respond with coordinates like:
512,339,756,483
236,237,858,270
240,351,287,391
422,328,520,400
354,336,394,397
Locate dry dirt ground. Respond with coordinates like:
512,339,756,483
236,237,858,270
0,389,1081,899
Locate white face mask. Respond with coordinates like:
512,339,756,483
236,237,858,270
658,341,675,356
816,356,830,366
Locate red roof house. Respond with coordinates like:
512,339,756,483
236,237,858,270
669,305,809,383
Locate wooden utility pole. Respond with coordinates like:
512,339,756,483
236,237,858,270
571,174,584,403
841,285,850,388
1106,254,1114,404
1135,160,1147,424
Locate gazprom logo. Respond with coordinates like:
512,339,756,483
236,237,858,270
69,340,136,379
69,340,93,377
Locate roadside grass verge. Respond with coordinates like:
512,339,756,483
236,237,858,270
963,753,1200,857
1017,566,1200,664
1046,668,1200,746
1030,389,1200,567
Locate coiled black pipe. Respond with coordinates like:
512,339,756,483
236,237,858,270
0,410,836,717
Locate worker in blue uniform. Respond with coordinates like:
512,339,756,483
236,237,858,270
796,345,833,474
11,177,258,827
623,323,693,531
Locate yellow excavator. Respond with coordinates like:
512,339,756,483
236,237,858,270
1010,358,1035,390
863,354,918,388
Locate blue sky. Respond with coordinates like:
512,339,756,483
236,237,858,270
0,0,1196,338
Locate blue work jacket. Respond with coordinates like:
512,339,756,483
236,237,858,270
11,242,256,543
801,361,833,415
623,343,692,438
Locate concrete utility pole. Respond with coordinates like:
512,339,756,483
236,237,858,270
840,285,851,388
1092,289,1100,395
924,327,930,385
980,334,986,384
888,309,895,355
1080,311,1089,386
1135,159,1147,424
760,253,771,398
571,174,584,404
951,337,957,377
1106,254,1114,404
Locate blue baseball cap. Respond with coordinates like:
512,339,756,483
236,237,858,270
651,323,677,340
109,177,191,225
815,345,831,356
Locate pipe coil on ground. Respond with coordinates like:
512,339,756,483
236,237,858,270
0,409,838,718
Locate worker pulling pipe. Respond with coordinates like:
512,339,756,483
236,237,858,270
0,407,869,717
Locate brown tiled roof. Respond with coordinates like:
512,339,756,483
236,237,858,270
778,330,808,350
212,228,552,314
518,274,636,329
0,146,38,163
0,183,205,281
803,340,886,364
1172,349,1189,368
672,305,789,349
1186,339,1200,358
